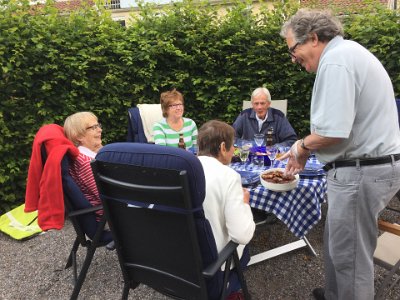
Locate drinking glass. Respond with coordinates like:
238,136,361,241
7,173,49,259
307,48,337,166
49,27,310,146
239,143,252,169
252,155,264,168
266,146,278,168
239,149,250,164
254,133,264,147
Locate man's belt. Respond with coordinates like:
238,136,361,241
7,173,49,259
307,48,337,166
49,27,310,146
323,154,400,172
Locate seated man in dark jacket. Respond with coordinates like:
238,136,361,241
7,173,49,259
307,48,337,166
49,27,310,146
233,87,297,147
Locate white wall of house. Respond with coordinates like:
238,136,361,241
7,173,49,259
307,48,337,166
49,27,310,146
120,0,177,8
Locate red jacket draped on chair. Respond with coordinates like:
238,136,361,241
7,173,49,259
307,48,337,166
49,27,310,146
25,124,79,230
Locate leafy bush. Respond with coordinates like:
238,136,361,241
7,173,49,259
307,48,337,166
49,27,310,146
0,0,399,213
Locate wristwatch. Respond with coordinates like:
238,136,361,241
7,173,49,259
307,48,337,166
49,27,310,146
300,138,310,151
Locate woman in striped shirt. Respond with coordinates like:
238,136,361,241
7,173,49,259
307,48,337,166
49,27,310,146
64,112,103,220
152,89,198,149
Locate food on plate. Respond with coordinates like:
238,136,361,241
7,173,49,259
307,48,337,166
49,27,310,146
261,170,295,184
260,168,299,191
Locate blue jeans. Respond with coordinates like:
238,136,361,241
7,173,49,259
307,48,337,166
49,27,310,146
324,160,400,300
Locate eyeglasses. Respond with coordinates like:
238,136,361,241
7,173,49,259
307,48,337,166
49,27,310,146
168,103,184,109
86,123,102,131
288,42,300,58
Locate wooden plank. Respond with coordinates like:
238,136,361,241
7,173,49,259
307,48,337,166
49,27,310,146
378,220,400,236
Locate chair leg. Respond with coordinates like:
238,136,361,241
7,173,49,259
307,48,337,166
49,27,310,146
69,217,107,299
122,282,130,300
65,238,80,269
233,251,251,300
65,238,80,284
72,251,78,285
220,256,232,300
70,246,98,300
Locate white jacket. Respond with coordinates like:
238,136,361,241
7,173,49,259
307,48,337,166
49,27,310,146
198,156,255,259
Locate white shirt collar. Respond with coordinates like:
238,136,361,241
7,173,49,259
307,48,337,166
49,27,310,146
78,146,97,159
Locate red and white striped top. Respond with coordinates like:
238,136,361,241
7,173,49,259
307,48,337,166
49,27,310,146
69,153,102,220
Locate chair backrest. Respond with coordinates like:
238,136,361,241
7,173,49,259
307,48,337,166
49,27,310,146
92,142,221,299
127,104,162,143
40,144,111,243
61,156,111,243
242,99,288,116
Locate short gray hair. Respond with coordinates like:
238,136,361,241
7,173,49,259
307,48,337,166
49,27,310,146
280,9,344,44
251,87,271,103
64,111,98,146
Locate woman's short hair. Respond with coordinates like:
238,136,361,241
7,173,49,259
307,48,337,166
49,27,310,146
160,88,184,118
198,120,235,158
251,87,271,103
280,9,344,44
64,112,98,146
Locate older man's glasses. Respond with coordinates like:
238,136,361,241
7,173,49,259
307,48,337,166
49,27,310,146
168,103,184,109
288,42,300,58
86,123,102,131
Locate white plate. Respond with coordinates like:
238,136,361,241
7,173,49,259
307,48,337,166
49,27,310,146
260,168,299,192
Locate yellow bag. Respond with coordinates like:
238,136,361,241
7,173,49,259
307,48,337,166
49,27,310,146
0,204,42,240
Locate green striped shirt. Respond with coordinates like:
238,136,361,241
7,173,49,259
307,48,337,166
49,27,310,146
153,117,198,148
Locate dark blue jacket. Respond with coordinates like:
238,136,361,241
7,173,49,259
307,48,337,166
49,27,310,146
232,108,297,147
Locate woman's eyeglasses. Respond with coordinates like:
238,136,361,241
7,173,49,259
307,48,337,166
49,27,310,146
168,103,184,109
86,123,102,131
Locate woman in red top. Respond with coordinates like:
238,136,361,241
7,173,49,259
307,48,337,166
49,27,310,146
64,112,103,219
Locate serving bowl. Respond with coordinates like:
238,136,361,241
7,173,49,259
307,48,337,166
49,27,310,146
260,168,299,192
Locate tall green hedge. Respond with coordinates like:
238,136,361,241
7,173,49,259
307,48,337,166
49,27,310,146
0,0,399,213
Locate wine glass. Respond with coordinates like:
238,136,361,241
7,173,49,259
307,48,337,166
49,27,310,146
254,133,264,147
266,146,278,168
239,143,252,169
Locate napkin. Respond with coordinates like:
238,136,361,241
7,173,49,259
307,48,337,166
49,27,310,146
235,170,260,185
300,161,325,176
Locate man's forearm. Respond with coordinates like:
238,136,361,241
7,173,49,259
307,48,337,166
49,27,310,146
297,133,342,157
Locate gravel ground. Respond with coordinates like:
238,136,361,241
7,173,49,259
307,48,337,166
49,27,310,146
1,199,399,300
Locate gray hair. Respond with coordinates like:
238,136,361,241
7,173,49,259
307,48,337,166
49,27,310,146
280,9,344,44
64,111,98,146
251,87,271,103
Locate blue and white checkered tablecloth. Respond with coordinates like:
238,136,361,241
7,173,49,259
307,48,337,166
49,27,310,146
231,157,327,238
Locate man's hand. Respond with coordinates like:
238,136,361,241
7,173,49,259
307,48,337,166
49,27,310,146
278,134,341,175
281,140,308,175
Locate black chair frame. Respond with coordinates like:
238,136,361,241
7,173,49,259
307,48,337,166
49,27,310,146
41,145,111,300
63,199,108,300
92,160,250,300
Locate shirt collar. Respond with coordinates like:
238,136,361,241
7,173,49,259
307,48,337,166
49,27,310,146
78,146,97,159
251,108,273,121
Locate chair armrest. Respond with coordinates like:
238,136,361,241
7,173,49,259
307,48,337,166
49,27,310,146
202,241,239,278
68,205,103,218
378,220,400,236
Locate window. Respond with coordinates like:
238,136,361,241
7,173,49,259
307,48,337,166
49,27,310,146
104,0,121,9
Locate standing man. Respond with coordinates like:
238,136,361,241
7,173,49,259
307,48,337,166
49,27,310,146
280,9,400,300
233,87,297,147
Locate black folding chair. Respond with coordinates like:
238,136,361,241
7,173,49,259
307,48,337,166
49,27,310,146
92,142,251,300
60,155,112,300
37,130,112,300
